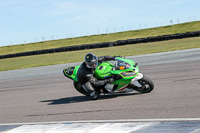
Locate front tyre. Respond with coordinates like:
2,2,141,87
134,76,154,93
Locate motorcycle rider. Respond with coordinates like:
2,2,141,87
77,53,116,99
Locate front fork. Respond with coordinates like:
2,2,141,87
130,73,143,87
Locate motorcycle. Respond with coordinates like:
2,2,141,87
63,57,154,99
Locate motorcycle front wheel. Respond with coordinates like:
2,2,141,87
134,76,154,93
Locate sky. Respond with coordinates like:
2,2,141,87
0,0,200,47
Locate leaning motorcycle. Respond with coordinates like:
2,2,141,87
63,57,154,100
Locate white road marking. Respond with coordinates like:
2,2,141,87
1,118,200,126
2,122,157,133
2,124,63,133
1,118,200,133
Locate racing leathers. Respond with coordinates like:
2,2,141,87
77,56,115,99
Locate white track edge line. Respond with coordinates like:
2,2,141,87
1,118,200,126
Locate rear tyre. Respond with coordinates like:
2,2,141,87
134,76,154,93
73,81,101,99
73,81,90,96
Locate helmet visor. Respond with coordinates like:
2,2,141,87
86,61,98,69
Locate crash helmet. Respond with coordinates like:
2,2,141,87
84,53,98,69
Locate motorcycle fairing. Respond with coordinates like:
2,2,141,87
94,62,114,79
63,57,140,91
112,78,131,91
63,65,80,81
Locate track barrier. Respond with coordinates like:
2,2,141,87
0,31,200,59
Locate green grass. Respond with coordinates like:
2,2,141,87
1,21,200,55
0,37,200,71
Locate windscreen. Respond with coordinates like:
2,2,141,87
115,59,131,70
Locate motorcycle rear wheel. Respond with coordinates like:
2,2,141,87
134,76,154,93
73,81,101,100
73,81,90,96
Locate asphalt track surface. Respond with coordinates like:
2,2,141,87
0,48,200,124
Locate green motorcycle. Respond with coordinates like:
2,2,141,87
63,57,154,99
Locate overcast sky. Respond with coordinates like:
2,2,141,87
0,0,199,47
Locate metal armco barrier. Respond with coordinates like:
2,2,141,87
0,31,200,59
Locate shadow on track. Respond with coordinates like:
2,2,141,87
40,92,143,105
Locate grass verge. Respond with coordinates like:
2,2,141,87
1,21,200,55
0,37,200,71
